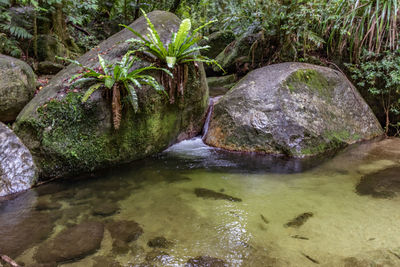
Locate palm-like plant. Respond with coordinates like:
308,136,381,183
324,0,399,62
60,51,171,129
121,9,223,103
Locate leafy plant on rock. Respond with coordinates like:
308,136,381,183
121,9,223,103
59,50,171,129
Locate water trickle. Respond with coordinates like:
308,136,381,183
202,97,217,138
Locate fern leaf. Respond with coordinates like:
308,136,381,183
81,83,103,103
173,19,191,55
126,83,139,112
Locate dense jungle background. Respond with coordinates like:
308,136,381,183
1,0,399,134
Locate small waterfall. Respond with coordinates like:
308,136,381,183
202,98,215,139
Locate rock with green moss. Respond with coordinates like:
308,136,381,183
204,62,383,157
0,54,37,122
13,11,208,180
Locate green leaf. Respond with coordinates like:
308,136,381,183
166,56,177,69
105,77,115,89
126,84,139,112
98,55,109,75
173,19,192,54
81,83,103,103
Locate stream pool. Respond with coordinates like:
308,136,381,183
1,137,400,267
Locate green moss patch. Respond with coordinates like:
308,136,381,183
285,69,333,100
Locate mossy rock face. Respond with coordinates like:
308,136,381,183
13,11,209,180
199,30,235,59
204,62,383,157
0,54,37,122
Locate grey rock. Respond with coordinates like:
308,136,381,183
0,122,37,197
0,54,36,122
204,63,383,157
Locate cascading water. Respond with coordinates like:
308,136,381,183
202,97,217,139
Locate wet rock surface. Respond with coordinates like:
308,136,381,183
194,188,242,202
204,63,383,157
356,166,400,198
35,221,104,264
0,122,38,197
285,212,314,228
186,256,227,267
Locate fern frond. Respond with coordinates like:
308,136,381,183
82,83,103,103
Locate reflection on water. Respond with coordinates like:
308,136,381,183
0,137,400,266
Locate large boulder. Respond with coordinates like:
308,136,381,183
0,122,37,197
0,54,36,122
204,63,383,157
13,11,208,179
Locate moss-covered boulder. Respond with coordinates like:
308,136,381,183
204,63,383,157
0,54,36,122
13,11,208,180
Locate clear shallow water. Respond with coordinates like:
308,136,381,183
1,137,400,266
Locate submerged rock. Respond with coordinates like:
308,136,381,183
285,212,314,228
92,256,121,267
0,54,37,122
13,11,208,180
35,221,104,263
204,63,383,157
194,188,242,202
0,122,38,197
147,236,173,249
35,199,62,211
92,201,119,216
356,166,400,198
106,220,143,253
0,205,60,258
186,256,227,267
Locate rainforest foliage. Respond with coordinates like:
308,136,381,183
0,0,399,133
